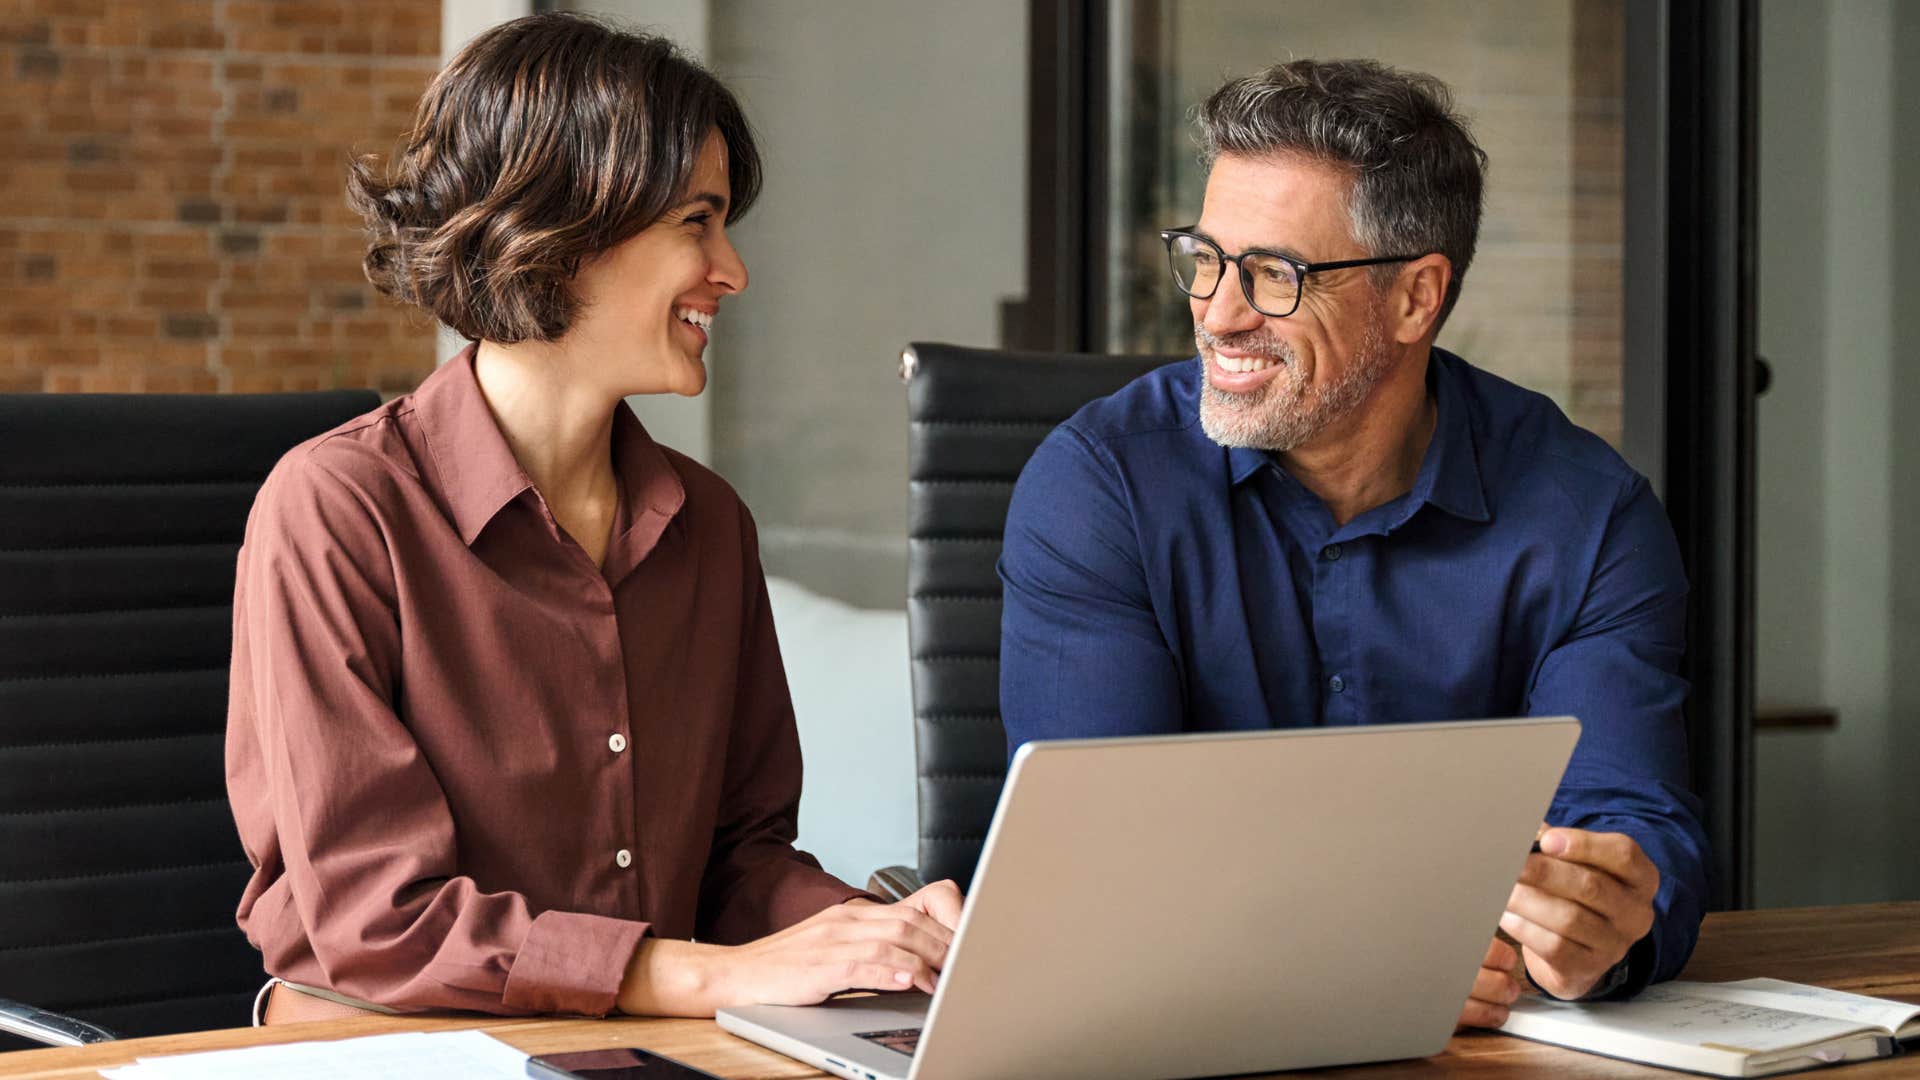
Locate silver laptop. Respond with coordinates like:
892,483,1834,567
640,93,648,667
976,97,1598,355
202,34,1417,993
719,717,1579,1080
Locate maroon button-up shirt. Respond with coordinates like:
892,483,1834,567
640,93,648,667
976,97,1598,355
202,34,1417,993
226,346,863,1017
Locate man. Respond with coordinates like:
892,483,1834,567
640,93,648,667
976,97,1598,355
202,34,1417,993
999,59,1707,1027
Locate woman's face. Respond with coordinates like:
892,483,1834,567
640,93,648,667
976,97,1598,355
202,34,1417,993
565,131,747,398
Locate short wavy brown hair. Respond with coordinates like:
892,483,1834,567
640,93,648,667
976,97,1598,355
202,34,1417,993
348,13,761,344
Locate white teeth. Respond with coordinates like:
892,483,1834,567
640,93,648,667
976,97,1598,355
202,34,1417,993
674,307,713,331
1215,353,1277,374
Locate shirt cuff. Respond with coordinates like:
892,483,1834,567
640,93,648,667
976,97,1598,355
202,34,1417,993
500,909,649,1016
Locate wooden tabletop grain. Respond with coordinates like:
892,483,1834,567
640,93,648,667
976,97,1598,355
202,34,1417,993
2,902,1914,1079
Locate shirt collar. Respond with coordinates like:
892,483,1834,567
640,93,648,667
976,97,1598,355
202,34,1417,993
1221,346,1490,525
413,344,687,551
413,344,535,546
1406,347,1490,524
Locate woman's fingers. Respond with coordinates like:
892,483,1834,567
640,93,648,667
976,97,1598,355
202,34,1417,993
827,944,938,996
904,879,965,931
842,900,954,963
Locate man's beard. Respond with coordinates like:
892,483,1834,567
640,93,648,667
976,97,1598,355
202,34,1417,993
1194,315,1394,451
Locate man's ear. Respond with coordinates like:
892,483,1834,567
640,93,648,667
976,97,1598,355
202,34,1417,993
1390,253,1453,344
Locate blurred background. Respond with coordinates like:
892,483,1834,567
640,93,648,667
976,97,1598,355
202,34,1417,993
1,0,1912,908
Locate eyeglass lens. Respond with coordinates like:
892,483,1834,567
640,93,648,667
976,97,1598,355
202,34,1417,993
1166,234,1302,313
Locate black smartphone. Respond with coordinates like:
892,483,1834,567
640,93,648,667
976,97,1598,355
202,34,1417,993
525,1047,726,1080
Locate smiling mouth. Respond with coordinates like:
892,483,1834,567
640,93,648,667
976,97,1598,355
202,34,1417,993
1213,351,1281,374
674,306,713,331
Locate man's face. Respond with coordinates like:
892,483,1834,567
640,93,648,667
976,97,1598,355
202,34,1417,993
1190,153,1396,452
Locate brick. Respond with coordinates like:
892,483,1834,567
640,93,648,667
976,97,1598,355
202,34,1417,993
30,343,102,368
147,22,226,50
16,47,59,79
151,57,215,83
146,256,220,280
176,197,221,223
137,232,209,256
7,311,61,335
221,285,306,311
1,18,53,46
37,0,106,17
139,283,213,308
233,27,296,52
103,314,157,337
341,319,392,343
67,168,138,194
233,144,306,169
229,315,301,338
162,312,220,339
271,3,347,29
77,372,142,392
66,140,119,165
153,115,215,139
233,200,289,224
143,371,220,392
218,231,261,255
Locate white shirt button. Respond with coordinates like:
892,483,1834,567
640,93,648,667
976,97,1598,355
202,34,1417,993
615,848,632,869
608,733,627,753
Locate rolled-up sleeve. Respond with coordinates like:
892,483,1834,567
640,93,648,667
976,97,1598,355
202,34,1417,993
230,453,646,1015
1525,475,1709,991
695,510,868,944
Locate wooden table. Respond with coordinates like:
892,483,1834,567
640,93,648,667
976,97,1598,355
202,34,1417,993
2,903,1914,1079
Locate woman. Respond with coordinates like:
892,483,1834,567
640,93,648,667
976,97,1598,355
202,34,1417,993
226,12,958,1023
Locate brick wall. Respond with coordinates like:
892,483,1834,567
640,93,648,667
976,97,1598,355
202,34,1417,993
0,0,442,394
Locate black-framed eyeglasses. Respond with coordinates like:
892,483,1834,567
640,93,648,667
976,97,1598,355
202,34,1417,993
1159,227,1426,318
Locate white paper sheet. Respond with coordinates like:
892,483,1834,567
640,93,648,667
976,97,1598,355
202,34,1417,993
98,1030,528,1080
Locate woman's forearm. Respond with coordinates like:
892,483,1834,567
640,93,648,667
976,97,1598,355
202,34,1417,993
616,938,727,1017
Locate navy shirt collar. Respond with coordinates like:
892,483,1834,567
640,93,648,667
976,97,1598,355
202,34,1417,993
1223,346,1490,527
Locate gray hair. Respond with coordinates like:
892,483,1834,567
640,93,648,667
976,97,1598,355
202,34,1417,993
1195,59,1487,328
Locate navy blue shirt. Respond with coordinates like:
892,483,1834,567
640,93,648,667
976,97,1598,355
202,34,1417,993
999,348,1707,988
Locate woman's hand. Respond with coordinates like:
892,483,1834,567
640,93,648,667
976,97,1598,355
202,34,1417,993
618,880,966,1016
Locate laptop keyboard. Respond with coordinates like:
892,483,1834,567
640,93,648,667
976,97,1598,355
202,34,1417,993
855,1028,923,1057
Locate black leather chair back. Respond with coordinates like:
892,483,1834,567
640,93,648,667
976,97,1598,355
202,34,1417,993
0,389,378,1047
901,343,1184,890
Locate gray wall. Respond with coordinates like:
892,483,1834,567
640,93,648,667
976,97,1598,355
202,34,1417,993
705,1,1028,608
1892,0,1920,906
1752,0,1920,906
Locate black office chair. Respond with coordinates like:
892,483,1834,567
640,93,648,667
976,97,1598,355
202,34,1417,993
868,342,1184,901
0,389,379,1049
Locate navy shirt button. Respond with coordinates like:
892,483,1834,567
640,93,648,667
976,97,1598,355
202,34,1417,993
1329,674,1346,693
1322,544,1342,561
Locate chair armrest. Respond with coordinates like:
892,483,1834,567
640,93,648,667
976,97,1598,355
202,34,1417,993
866,865,926,902
0,998,119,1047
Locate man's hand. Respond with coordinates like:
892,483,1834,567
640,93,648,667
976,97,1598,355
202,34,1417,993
1498,826,1659,1001
1457,935,1524,1029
